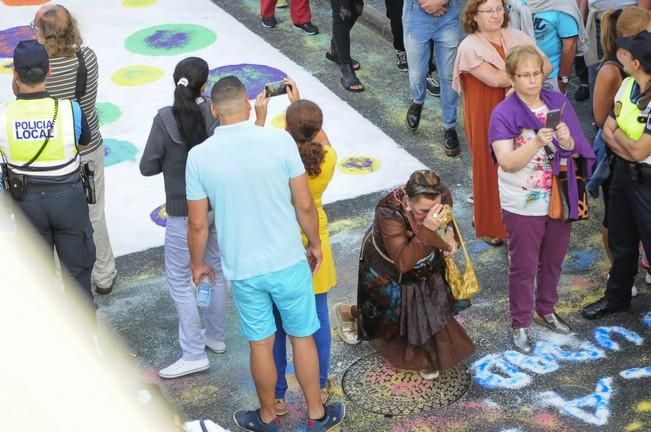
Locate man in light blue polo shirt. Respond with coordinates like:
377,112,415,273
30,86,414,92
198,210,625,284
185,76,344,432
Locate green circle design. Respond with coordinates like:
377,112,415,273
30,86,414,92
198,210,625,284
96,102,122,127
122,0,157,7
125,24,216,56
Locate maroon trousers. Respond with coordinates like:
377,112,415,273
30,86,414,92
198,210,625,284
260,0,312,25
502,210,573,329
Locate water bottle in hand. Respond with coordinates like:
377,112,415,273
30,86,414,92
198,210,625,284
196,276,212,308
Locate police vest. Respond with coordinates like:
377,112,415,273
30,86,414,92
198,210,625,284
0,97,78,176
614,77,646,141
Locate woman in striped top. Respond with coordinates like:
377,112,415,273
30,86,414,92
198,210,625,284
35,4,116,294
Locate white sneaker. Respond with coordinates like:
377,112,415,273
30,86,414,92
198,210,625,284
646,272,651,285
632,285,638,297
159,357,209,379
419,369,440,380
205,338,226,354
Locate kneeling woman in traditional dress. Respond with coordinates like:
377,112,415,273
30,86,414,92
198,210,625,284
334,169,475,379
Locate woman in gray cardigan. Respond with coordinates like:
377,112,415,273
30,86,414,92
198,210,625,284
139,57,228,379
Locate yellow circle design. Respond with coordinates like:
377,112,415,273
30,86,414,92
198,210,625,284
636,401,651,412
111,65,164,87
270,113,286,129
0,59,12,75
337,156,381,175
122,0,157,7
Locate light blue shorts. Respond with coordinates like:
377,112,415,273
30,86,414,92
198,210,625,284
230,260,320,341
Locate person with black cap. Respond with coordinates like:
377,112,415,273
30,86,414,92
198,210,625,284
0,39,96,307
582,30,651,320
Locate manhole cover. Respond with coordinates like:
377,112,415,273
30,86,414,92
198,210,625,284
342,352,471,416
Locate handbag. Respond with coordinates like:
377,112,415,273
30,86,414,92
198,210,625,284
549,163,589,222
444,215,480,301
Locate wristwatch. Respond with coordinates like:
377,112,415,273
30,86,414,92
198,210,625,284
558,76,569,84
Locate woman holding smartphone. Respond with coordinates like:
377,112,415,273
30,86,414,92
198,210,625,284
489,46,594,353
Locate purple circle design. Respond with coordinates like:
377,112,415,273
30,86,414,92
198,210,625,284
145,30,190,50
206,64,286,100
149,204,167,227
0,26,36,58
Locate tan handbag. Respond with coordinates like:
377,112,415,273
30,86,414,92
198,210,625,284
444,216,480,301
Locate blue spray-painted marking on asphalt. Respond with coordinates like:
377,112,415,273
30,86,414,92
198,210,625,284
538,377,613,426
471,354,532,389
535,340,606,362
619,367,651,379
503,350,559,375
593,326,643,351
644,312,651,328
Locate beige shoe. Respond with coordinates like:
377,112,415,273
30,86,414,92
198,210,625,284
419,369,440,380
334,303,360,345
533,312,572,334
275,398,288,416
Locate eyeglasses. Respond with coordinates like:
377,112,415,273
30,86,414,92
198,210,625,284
476,7,505,15
515,71,543,79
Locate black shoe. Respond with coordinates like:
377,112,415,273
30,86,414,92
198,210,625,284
444,127,460,157
406,102,423,131
262,16,277,28
294,22,319,35
426,73,440,97
581,297,630,320
95,281,115,295
396,50,408,72
575,84,590,102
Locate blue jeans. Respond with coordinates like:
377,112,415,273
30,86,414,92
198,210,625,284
273,293,331,398
403,0,461,129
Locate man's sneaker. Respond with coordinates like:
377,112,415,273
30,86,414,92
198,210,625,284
205,338,226,354
277,0,288,8
396,50,408,71
444,127,461,157
262,16,277,28
159,357,209,379
646,272,651,286
294,22,319,35
426,73,440,97
303,402,345,431
632,285,638,297
233,409,282,432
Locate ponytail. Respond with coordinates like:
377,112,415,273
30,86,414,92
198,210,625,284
599,9,620,64
171,57,210,150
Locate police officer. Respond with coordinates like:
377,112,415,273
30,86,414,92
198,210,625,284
582,30,651,320
0,40,96,306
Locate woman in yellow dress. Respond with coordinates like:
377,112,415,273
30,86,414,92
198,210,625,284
270,97,338,415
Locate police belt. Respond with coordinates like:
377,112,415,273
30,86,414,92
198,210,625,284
613,155,651,183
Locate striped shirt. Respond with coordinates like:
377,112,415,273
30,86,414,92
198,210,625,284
46,46,102,155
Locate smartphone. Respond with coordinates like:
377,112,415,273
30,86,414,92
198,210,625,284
264,80,287,97
546,109,562,129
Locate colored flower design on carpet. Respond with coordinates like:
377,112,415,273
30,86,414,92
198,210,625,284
125,24,216,56
96,102,122,127
122,0,157,7
111,65,164,87
104,139,138,167
0,26,36,58
337,156,381,175
150,204,167,227
205,64,286,100
1,0,48,5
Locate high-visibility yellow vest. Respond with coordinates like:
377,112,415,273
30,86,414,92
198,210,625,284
614,77,645,141
0,97,78,176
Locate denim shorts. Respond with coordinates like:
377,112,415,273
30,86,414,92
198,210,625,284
231,259,320,341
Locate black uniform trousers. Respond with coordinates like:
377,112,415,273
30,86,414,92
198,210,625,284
605,157,651,308
16,180,96,307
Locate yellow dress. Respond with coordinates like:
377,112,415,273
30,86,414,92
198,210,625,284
302,146,337,294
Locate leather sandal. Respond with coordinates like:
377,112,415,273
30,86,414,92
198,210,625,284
326,44,361,70
340,64,364,92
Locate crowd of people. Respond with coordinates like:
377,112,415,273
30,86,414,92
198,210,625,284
0,1,650,431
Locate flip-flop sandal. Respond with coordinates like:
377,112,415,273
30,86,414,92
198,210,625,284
326,50,361,70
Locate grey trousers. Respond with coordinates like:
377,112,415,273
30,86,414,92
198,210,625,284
165,216,227,360
81,145,116,289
